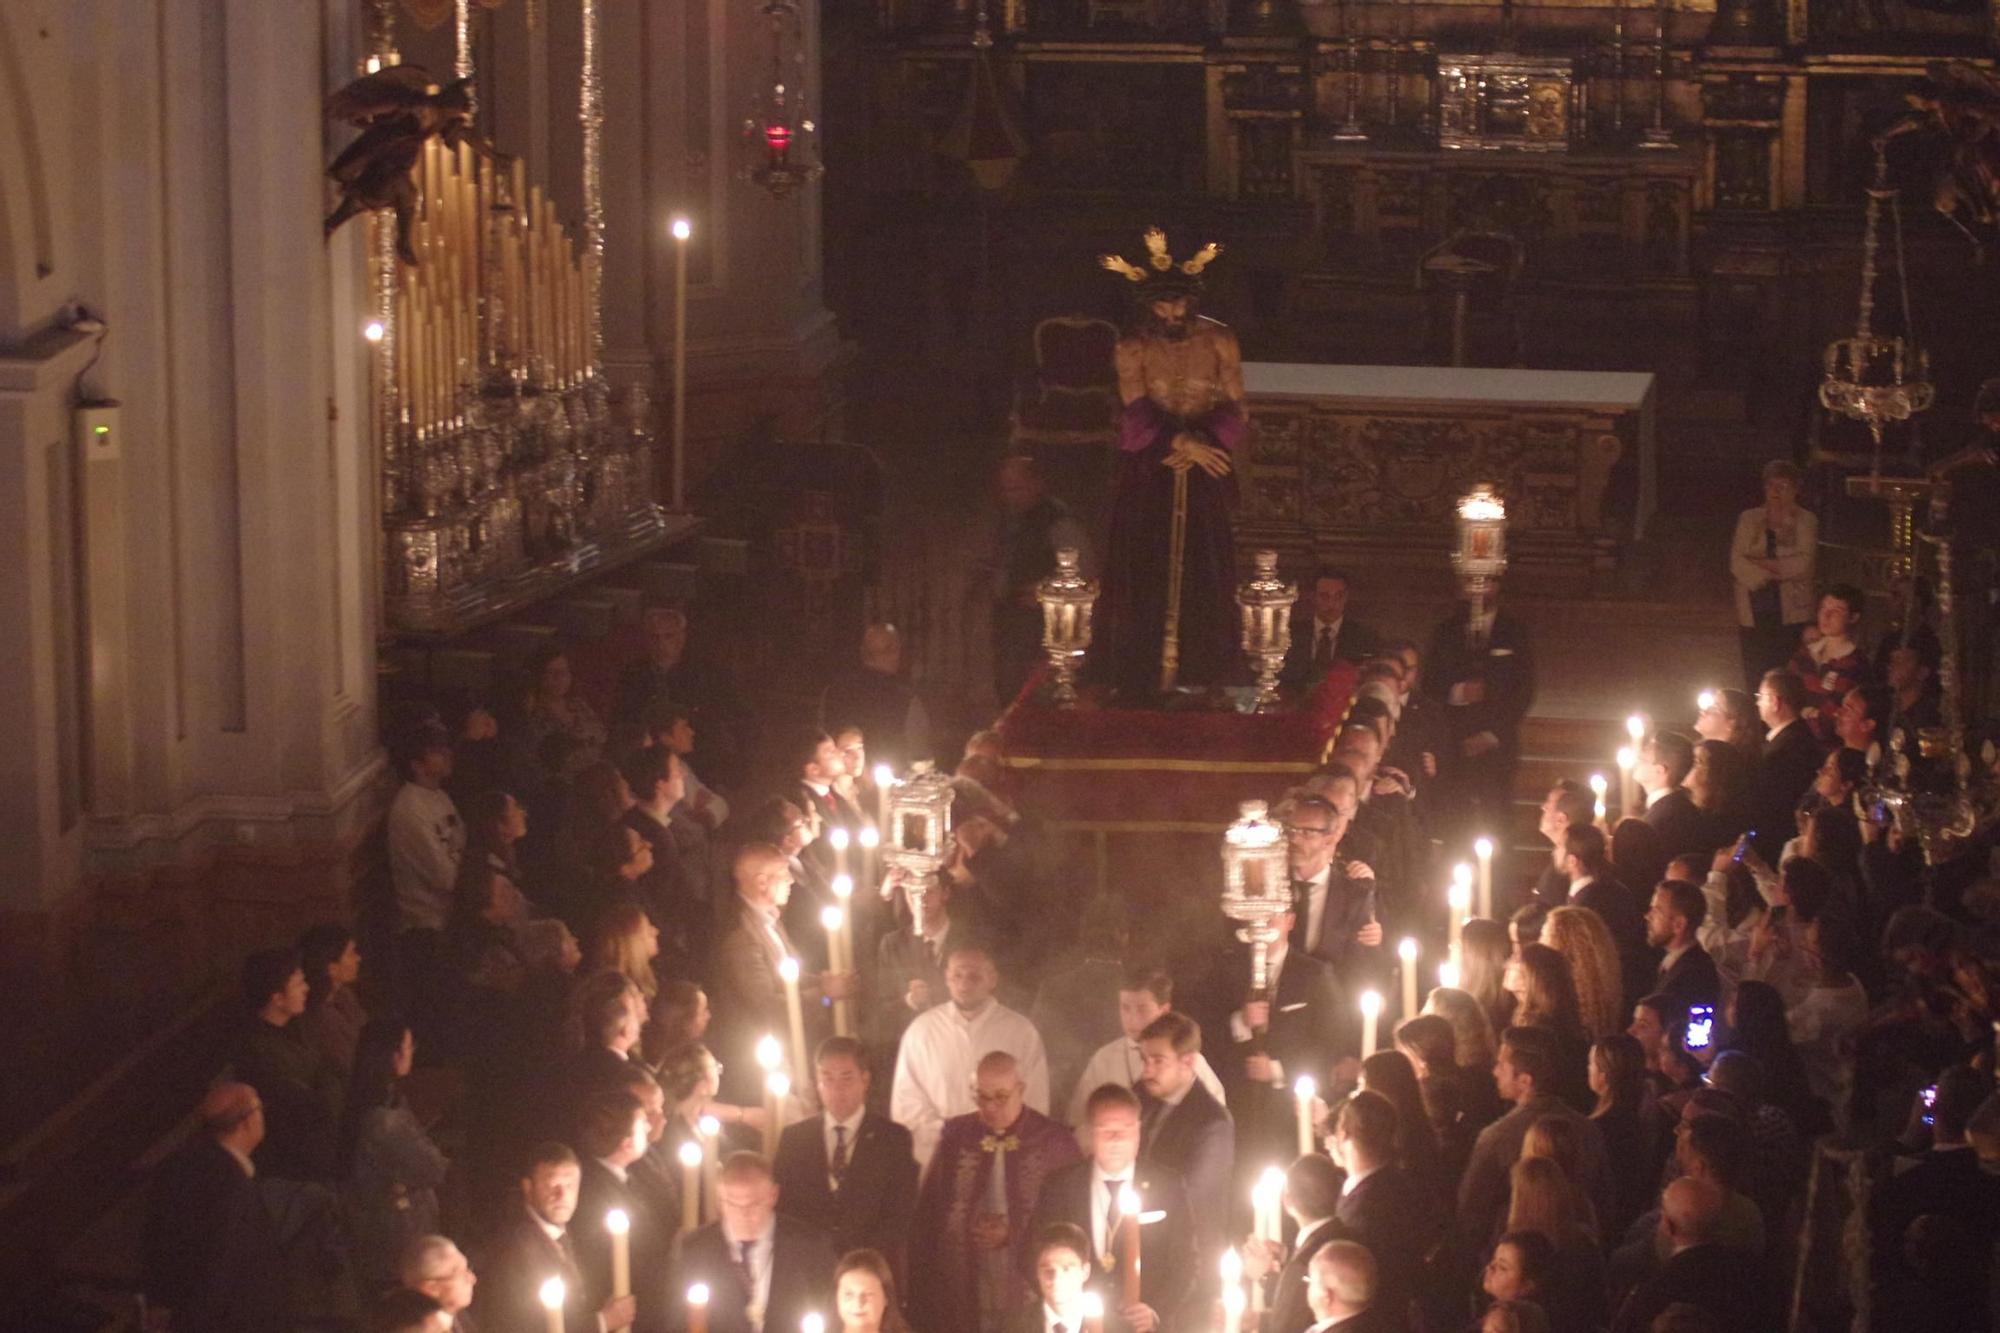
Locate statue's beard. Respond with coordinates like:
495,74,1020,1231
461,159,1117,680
1148,314,1193,341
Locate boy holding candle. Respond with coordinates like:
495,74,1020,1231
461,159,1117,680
1002,1224,1136,1333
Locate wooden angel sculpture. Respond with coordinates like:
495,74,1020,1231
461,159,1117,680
323,66,498,265
1880,61,2000,255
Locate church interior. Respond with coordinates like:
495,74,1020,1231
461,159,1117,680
1,0,1998,1328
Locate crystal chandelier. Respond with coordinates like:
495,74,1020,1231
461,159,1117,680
1819,142,1934,473
743,0,821,198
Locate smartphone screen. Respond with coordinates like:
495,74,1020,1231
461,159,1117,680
1687,1005,1716,1050
1730,836,1751,864
1922,1084,1938,1127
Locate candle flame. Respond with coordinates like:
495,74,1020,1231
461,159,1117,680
539,1276,566,1309
1293,1074,1317,1101
1221,1248,1243,1282
1398,936,1418,962
1359,989,1383,1017
873,763,894,787
679,1140,703,1167
688,1283,711,1307
1626,713,1647,742
1118,1185,1142,1215
767,1070,791,1098
820,905,844,932
1617,746,1637,771
831,873,854,901
801,1315,825,1333
1698,689,1717,711
698,1114,721,1137
1474,836,1493,859
1452,862,1472,887
1438,960,1461,989
605,1207,630,1236
1253,1166,1285,1207
778,956,800,983
1223,1286,1247,1314
1079,1292,1105,1319
858,825,881,849
671,216,692,242
1448,882,1472,913
363,320,385,343
756,1034,784,1070
1588,772,1608,795
828,826,850,851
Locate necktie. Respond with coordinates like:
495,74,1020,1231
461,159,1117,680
736,1238,757,1295
1103,1179,1127,1264
1289,880,1313,953
831,1124,850,1184
1314,625,1334,669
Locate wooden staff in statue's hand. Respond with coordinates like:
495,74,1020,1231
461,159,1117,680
322,67,503,265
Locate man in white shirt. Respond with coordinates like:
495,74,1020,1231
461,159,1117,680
387,721,464,932
1066,967,1224,1135
1002,1224,1109,1333
1237,1154,1343,1333
1283,569,1380,687
892,944,1050,1168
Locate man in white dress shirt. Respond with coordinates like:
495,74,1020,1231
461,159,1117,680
892,944,1051,1168
1066,967,1224,1135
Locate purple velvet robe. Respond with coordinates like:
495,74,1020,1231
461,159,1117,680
907,1107,1082,1332
1092,393,1244,697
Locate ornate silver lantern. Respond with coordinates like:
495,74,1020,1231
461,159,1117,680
1451,483,1509,614
1237,550,1296,713
1036,547,1098,707
1220,800,1292,1027
883,760,956,913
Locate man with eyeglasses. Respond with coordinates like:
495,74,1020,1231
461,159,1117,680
1278,793,1383,969
143,1082,289,1331
909,1052,1081,1333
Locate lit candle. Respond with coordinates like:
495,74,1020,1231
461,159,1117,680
669,216,690,511
1359,990,1383,1058
1589,773,1609,830
1080,1289,1105,1333
1473,836,1494,919
872,763,894,839
828,825,851,888
698,1114,721,1216
1221,1248,1246,1332
1118,1184,1143,1307
1293,1075,1318,1157
1617,746,1638,821
539,1276,566,1333
801,1315,825,1333
857,822,880,886
1438,959,1461,991
821,905,851,1036
1398,937,1419,1020
778,957,809,1088
1448,866,1472,964
606,1208,631,1298
764,1071,790,1155
687,1282,711,1333
1254,1166,1286,1246
1697,688,1716,713
679,1139,703,1231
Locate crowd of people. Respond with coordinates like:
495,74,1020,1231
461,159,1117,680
139,532,2000,1333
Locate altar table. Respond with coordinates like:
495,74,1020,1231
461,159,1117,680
1237,361,1656,595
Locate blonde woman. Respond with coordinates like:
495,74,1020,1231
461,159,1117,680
589,900,662,1002
1424,986,1499,1076
1460,917,1516,1033
1541,907,1623,1041
1730,458,1817,691
1504,1155,1609,1333
1520,1117,1601,1240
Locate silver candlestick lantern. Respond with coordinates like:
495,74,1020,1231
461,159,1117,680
1220,800,1292,1033
1036,547,1098,707
1451,483,1509,622
883,760,956,916
1237,550,1296,712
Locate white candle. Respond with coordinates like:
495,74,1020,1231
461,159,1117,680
1398,937,1419,1020
1589,773,1609,830
778,957,809,1088
1617,746,1638,820
1473,836,1494,919
688,1282,711,1333
872,763,894,839
1697,689,1716,713
679,1139,703,1230
764,1071,790,1156
1438,959,1461,991
1221,1250,1245,1333
669,216,690,511
828,825,851,887
698,1114,721,1216
1254,1166,1286,1246
1359,990,1383,1058
1448,865,1472,964
831,873,855,979
801,1315,825,1333
606,1208,631,1298
1079,1290,1105,1333
539,1276,566,1333
821,905,851,1036
1293,1075,1318,1157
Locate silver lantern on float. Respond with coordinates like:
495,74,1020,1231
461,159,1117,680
1036,547,1097,707
1236,549,1296,713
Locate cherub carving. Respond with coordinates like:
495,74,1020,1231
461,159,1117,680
1880,61,2000,256
322,66,500,264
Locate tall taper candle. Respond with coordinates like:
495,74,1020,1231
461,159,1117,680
1474,836,1494,920
1398,937,1419,1021
1589,773,1609,830
821,905,851,1036
606,1208,631,1298
1293,1076,1318,1157
698,1114,721,1216
687,1283,711,1333
1080,1290,1105,1333
679,1139,703,1230
1118,1185,1142,1307
764,1071,790,1156
539,1276,566,1333
670,216,690,510
778,957,809,1088
873,764,894,839
1360,990,1383,1057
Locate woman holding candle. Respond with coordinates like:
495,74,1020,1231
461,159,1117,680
656,1040,766,1151
834,1249,914,1333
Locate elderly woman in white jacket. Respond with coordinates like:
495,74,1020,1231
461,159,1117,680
1730,459,1817,690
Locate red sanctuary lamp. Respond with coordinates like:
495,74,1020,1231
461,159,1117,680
744,0,821,198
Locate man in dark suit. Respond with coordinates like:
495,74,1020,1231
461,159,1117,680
1029,1084,1195,1330
1240,1154,1343,1333
674,1151,836,1333
1559,824,1655,1007
616,746,705,965
772,1037,918,1278
788,727,865,878
1644,879,1721,1013
1277,792,1385,980
869,878,969,1059
711,843,848,1102
1282,569,1383,688
477,1142,638,1333
1608,1179,1757,1333
1423,593,1536,842
611,604,753,791
1326,1091,1441,1325
1001,1224,1137,1333
1302,1241,1399,1333
1456,1027,1608,1252
232,947,341,1181
1639,729,1711,861
1227,909,1346,1170
1751,669,1824,858
572,1090,672,1333
1135,1011,1236,1258
142,1083,289,1333
1530,780,1599,908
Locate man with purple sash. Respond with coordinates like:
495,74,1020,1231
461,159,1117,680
909,1051,1082,1333
1093,228,1247,700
